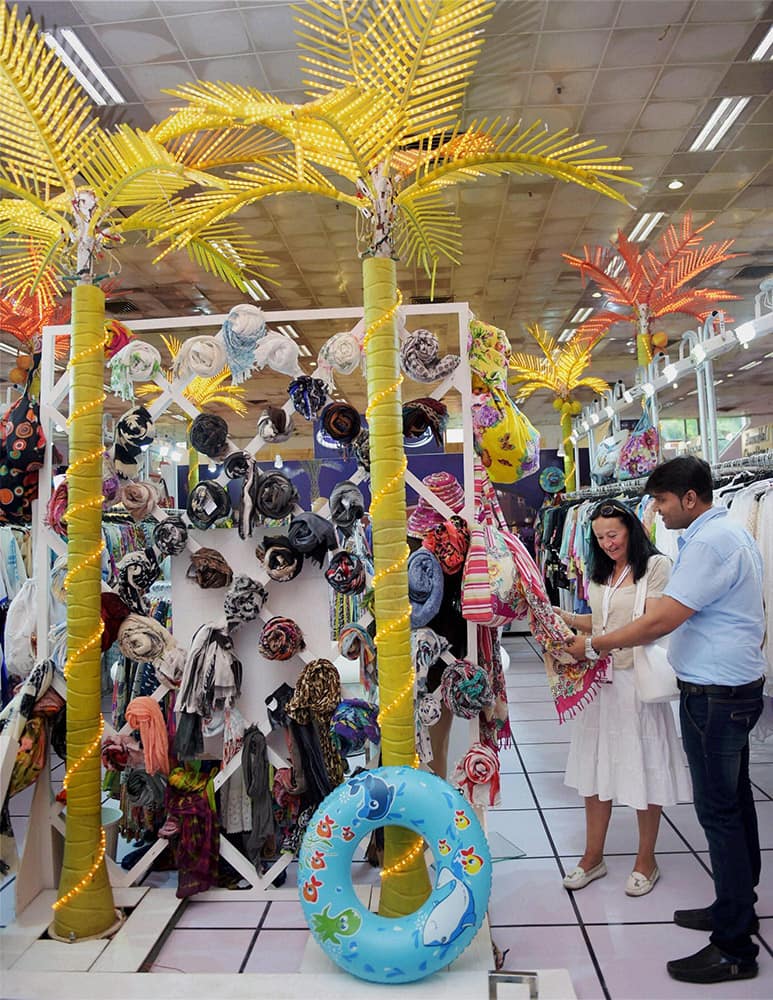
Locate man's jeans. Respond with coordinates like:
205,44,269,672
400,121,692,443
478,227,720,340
680,686,764,962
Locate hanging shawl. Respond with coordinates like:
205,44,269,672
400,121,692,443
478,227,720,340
100,592,132,651
223,575,267,629
254,331,302,377
108,341,162,400
117,614,174,665
242,726,276,865
8,716,47,797
237,460,262,539
325,551,366,595
421,515,471,574
189,413,230,462
116,548,161,610
477,625,512,750
186,481,231,530
320,402,361,444
153,517,188,556
329,480,364,537
402,397,449,445
416,691,443,763
125,696,170,776
440,659,494,719
450,742,501,807
330,699,379,757
288,512,336,567
0,659,55,742
223,451,251,480
172,335,226,379
338,622,377,693
411,627,448,676
125,766,167,810
255,470,298,520
467,318,512,388
177,623,242,718
400,328,460,383
272,766,302,852
287,659,344,788
186,547,233,589
352,428,370,474
411,628,448,764
113,405,155,480
287,375,329,420
258,616,305,661
165,767,219,898
257,405,294,444
257,534,303,582
219,303,267,383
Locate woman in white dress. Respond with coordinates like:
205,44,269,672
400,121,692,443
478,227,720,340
555,500,690,896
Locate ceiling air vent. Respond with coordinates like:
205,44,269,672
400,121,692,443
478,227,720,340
105,298,140,315
733,265,773,282
410,295,453,304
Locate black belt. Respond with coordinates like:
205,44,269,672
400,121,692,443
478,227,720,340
677,678,765,697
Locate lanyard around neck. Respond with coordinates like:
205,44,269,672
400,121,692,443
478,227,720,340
601,564,631,632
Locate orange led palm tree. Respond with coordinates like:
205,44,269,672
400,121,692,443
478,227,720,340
564,212,740,366
509,325,609,491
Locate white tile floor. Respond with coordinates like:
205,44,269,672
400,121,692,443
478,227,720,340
2,634,772,998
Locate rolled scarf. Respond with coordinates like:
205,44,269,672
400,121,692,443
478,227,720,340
186,547,233,589
288,375,329,421
254,331,302,377
186,480,231,529
422,515,471,574
287,658,344,787
108,341,162,400
153,517,188,557
329,480,364,536
318,329,362,380
113,405,155,481
451,742,501,807
255,470,298,520
102,452,120,508
257,535,303,582
172,335,226,379
320,402,361,444
352,428,370,474
223,574,268,629
325,551,366,595
0,659,55,742
403,397,449,445
104,318,134,360
411,627,448,677
288,512,337,567
223,451,251,480
400,328,460,384
237,460,262,540
408,548,444,627
257,405,294,444
177,623,243,718
330,699,380,757
117,614,174,665
242,725,276,863
440,659,494,719
219,303,266,383
258,616,305,661
189,413,230,461
100,592,131,651
125,696,170,776
101,733,143,773
119,481,159,521
117,548,161,609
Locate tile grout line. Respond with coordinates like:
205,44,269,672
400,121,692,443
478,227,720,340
238,899,273,973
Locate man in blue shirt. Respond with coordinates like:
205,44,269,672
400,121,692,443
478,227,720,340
567,456,766,984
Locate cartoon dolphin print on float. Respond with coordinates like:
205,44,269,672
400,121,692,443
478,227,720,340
421,866,476,948
348,772,396,821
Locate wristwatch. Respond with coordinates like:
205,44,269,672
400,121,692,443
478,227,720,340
585,636,600,661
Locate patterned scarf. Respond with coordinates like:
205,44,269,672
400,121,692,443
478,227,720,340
258,616,305,661
421,515,470,574
186,547,233,589
288,375,330,421
450,742,501,807
440,659,494,719
219,303,266,384
287,659,344,788
257,535,303,582
288,512,337,567
402,397,449,445
400,328,460,383
165,767,219,898
325,551,366,595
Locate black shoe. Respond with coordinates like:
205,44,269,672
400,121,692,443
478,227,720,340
667,944,758,984
674,906,760,934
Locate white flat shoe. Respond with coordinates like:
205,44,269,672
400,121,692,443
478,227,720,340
625,866,660,896
562,860,607,890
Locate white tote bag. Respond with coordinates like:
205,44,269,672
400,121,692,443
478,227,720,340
631,566,679,703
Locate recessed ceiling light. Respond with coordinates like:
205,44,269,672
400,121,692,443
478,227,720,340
667,179,684,190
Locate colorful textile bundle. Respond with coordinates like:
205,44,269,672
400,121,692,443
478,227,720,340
223,574,268,628
186,547,233,589
317,329,362,381
408,548,443,627
100,592,131,651
411,627,448,676
119,481,159,521
219,303,266,384
223,451,251,480
9,717,47,797
320,402,361,444
45,481,68,538
467,318,511,388
450,741,501,807
102,452,120,508
189,413,230,461
257,535,303,582
258,616,305,661
108,341,162,400
329,480,365,536
172,335,226,379
104,318,134,360
125,696,170,776
400,328,460,384
472,387,540,484
153,517,188,556
288,512,336,567
101,733,143,772
113,405,155,480
254,331,302,377
422,515,470,574
186,480,231,530
338,622,376,665
477,625,513,750
330,699,380,757
402,397,449,445
324,551,366,595
406,470,465,537
287,659,343,787
257,405,294,444
0,659,55,742
115,548,159,612
165,767,219,898
254,470,298,520
440,659,494,719
287,375,329,420
117,614,174,665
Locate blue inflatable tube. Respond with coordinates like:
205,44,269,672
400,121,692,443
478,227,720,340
298,765,492,984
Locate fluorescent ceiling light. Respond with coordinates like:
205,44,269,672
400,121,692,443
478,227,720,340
571,307,593,324
628,212,666,243
750,25,773,61
43,30,124,105
557,328,574,343
299,344,312,357
738,359,762,371
0,343,20,357
591,291,602,298
589,412,600,425
244,278,270,302
606,256,625,278
690,97,751,151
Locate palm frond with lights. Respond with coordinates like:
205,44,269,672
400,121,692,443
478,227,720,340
136,335,248,416
509,324,608,403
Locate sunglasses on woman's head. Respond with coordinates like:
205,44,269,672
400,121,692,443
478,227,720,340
593,501,628,518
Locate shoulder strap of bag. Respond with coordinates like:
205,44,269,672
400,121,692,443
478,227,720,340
632,561,651,619
474,458,508,531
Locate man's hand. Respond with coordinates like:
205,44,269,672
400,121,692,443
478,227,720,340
566,635,587,661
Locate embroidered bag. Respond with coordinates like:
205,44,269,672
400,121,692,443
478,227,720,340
0,365,46,526
616,403,659,481
591,430,628,485
472,386,540,485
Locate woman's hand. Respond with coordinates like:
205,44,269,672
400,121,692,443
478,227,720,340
553,606,568,623
566,635,587,661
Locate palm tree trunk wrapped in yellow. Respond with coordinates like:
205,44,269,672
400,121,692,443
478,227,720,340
53,282,116,938
363,255,430,917
560,408,576,492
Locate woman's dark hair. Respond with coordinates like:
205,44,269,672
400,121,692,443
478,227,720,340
645,455,714,503
589,500,659,584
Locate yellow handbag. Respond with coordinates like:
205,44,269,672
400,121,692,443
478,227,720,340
472,387,541,484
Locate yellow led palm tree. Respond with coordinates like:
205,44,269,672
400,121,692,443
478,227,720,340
509,325,609,491
145,0,635,917
0,6,269,938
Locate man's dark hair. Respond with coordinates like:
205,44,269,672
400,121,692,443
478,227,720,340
645,455,714,503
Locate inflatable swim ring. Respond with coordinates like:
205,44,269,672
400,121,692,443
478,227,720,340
298,765,492,984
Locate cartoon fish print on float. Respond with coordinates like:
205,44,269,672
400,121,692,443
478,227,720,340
311,904,363,946
348,772,396,822
421,866,476,949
